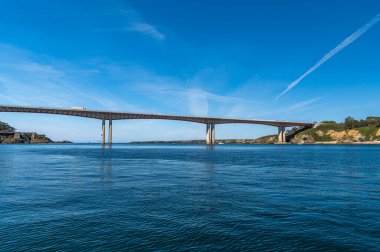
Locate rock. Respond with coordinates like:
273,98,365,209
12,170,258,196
54,140,72,144
345,129,364,142
290,134,315,144
268,136,276,143
376,128,380,137
347,130,359,137
1,138,24,144
327,130,347,140
353,133,365,142
316,130,324,137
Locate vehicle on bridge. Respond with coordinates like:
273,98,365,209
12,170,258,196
70,107,86,111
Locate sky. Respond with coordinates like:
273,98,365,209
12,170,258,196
0,0,379,142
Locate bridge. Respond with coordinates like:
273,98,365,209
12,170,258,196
0,105,315,145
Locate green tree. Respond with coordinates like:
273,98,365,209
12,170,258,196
344,117,359,130
321,120,336,124
365,117,380,127
0,121,16,131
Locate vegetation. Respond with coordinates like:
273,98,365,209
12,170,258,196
287,116,380,143
0,121,15,132
344,116,380,129
320,120,337,124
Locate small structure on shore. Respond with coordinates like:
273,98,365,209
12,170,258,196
0,131,51,144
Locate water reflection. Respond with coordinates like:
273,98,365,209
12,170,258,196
100,143,113,151
205,144,215,172
100,159,112,177
204,162,214,172
206,144,215,151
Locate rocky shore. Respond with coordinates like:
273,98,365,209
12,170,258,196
0,131,72,144
0,121,71,144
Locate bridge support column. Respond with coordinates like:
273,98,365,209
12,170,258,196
206,124,216,144
101,119,106,145
278,126,286,143
211,124,215,144
108,120,112,147
206,124,211,144
31,133,35,143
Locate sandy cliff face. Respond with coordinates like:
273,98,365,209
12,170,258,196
289,127,378,144
327,130,347,140
323,130,364,142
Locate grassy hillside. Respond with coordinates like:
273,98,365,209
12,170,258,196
288,117,380,143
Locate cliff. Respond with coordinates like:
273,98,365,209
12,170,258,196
288,123,380,144
255,117,380,144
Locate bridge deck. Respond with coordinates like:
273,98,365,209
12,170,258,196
0,105,315,127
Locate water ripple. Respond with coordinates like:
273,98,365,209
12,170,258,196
0,144,379,251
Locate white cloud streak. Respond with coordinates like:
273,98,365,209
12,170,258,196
0,44,135,111
135,82,259,117
95,8,166,41
128,22,165,41
276,12,380,100
119,8,166,41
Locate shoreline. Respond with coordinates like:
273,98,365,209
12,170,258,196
2,142,380,145
130,140,380,145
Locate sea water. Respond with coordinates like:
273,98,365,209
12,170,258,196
0,144,379,251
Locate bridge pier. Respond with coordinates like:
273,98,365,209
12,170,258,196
206,124,211,144
108,120,112,146
278,126,286,143
101,119,106,145
211,124,215,144
206,123,216,144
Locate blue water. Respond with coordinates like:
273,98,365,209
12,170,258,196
0,144,379,251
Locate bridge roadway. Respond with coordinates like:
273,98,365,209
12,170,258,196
0,105,315,145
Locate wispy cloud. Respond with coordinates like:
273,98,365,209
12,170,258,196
128,22,165,41
0,44,136,111
187,89,209,116
95,7,166,41
134,81,259,117
223,96,323,120
276,12,380,100
117,8,166,41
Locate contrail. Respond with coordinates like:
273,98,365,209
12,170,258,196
276,12,380,100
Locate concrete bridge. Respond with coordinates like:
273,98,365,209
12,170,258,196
0,105,315,145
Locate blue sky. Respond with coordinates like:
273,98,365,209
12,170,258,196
0,0,379,142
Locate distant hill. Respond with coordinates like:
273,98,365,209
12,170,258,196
133,117,380,144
